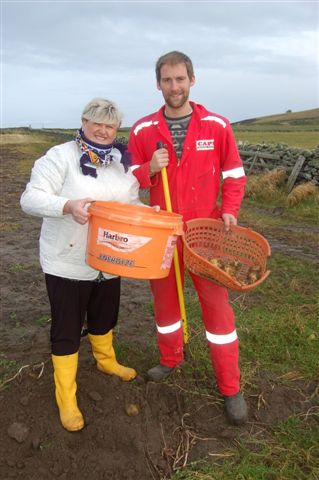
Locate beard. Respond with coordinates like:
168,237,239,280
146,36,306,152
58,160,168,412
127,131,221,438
163,90,189,110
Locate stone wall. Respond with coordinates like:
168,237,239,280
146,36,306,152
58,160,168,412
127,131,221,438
238,142,319,185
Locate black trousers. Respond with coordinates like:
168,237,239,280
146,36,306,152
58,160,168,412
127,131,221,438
45,274,120,356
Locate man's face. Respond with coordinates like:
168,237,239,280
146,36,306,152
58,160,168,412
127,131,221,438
157,63,195,110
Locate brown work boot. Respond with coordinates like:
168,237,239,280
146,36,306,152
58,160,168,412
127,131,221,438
224,392,248,425
147,364,175,382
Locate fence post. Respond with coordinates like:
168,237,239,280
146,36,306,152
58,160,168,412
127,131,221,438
247,152,259,176
286,155,306,192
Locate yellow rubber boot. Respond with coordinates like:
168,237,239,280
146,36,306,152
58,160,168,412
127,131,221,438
51,353,84,432
88,331,137,381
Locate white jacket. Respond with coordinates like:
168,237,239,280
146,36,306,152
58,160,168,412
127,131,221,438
20,141,142,280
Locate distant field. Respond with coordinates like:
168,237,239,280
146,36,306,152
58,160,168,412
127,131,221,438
118,128,130,140
233,107,319,125
1,133,53,144
232,130,318,149
2,108,318,149
2,128,317,150
231,108,318,148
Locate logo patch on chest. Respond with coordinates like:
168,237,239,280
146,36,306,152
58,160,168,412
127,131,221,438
196,139,215,150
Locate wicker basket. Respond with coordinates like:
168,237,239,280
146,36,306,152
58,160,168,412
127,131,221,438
183,218,271,292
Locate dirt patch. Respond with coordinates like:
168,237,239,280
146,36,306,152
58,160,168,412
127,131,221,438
0,145,317,479
240,205,319,263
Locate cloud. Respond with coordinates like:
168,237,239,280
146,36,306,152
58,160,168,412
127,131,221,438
2,0,318,127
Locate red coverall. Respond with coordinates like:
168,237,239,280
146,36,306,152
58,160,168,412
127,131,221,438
128,102,246,395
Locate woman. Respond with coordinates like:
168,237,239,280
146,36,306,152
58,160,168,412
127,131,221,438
21,98,141,432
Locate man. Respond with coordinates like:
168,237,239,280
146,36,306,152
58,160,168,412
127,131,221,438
128,51,247,425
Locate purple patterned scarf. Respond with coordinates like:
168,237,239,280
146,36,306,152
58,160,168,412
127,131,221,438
75,129,131,178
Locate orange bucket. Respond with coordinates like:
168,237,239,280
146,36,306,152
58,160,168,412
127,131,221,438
86,201,184,279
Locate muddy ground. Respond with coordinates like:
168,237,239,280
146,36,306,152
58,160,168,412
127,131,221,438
0,146,318,479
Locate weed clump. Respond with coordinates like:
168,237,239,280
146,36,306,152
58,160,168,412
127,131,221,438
286,182,319,207
245,169,286,201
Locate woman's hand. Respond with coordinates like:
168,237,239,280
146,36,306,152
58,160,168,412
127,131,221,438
63,198,94,224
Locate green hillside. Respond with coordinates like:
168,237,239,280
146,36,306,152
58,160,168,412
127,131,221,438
232,108,319,148
232,108,318,129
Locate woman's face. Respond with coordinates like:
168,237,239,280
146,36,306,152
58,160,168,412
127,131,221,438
82,119,118,145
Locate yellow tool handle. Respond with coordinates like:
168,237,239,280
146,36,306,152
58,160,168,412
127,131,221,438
161,166,189,344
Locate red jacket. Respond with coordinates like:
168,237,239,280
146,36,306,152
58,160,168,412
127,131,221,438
128,102,246,222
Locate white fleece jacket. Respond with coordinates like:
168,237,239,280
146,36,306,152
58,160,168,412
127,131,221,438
20,141,142,280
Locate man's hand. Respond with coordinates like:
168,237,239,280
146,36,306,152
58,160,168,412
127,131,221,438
222,213,237,232
63,198,94,225
150,147,169,175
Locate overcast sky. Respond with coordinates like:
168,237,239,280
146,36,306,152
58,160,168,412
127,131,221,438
1,0,318,128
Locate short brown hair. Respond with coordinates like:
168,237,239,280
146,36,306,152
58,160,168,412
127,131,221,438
155,51,194,82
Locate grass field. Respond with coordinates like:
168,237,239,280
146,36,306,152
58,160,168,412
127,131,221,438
232,130,318,149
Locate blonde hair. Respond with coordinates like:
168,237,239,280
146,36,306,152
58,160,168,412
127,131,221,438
81,98,123,126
